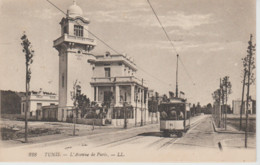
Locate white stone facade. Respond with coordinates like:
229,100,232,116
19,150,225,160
21,90,58,117
53,1,96,121
89,53,149,125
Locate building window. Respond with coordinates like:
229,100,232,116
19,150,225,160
22,103,25,112
94,87,96,101
37,103,42,110
62,109,64,119
63,26,68,34
50,103,55,106
62,74,65,88
74,25,83,37
105,68,111,78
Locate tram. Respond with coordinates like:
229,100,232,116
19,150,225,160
159,98,191,137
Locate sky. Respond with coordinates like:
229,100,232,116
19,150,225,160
0,0,256,105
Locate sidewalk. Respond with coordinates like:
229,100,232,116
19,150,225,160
211,117,254,134
0,122,159,148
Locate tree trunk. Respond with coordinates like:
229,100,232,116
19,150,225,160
240,70,246,130
25,65,28,143
245,34,253,148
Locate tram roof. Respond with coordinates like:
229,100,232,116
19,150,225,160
161,97,186,104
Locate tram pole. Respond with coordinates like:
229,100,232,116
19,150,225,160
124,93,127,129
141,79,144,126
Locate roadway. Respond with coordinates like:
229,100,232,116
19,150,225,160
2,115,256,162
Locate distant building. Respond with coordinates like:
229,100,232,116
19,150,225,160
232,98,256,115
88,52,149,125
21,89,58,117
148,90,154,99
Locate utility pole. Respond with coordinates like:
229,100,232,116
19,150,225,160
221,80,225,128
141,78,144,126
219,78,222,128
25,69,29,143
124,92,127,129
176,54,179,98
245,34,253,148
144,89,146,125
240,69,246,130
224,78,227,130
135,93,137,126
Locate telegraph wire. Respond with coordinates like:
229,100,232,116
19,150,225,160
46,0,121,55
46,0,171,87
179,56,196,85
147,0,178,55
46,0,67,15
147,0,195,86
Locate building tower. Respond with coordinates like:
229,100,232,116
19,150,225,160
53,1,96,121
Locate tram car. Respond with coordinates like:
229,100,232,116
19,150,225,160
159,98,191,137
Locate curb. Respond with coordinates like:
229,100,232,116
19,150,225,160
211,118,254,135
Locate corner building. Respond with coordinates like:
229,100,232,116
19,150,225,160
88,52,149,125
53,1,149,124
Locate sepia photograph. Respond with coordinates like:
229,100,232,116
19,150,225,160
0,0,257,163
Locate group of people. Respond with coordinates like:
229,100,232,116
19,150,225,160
160,107,184,120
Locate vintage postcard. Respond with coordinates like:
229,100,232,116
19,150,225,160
0,0,257,163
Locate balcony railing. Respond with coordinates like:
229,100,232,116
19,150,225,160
53,34,96,47
91,76,144,85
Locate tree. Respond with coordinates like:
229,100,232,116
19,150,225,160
77,94,90,118
70,80,81,136
21,32,34,143
191,104,196,116
196,102,201,114
222,76,232,130
244,34,256,148
212,89,221,104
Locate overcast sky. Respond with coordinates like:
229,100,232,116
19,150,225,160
0,0,256,105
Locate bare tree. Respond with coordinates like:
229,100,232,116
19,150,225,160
222,76,232,130
245,34,256,148
70,80,81,136
21,32,34,143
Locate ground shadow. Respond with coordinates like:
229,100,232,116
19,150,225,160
137,132,163,137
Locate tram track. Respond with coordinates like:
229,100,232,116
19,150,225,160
97,135,145,148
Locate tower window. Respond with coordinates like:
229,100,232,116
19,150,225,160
63,26,68,34
74,25,83,37
62,74,65,88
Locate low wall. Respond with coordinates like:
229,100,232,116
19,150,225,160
111,118,135,126
16,115,37,121
0,114,22,120
66,118,104,126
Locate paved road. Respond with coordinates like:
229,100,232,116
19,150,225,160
2,115,256,162
97,115,215,150
11,115,205,150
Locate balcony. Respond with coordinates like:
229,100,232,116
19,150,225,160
91,76,145,86
53,34,96,48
